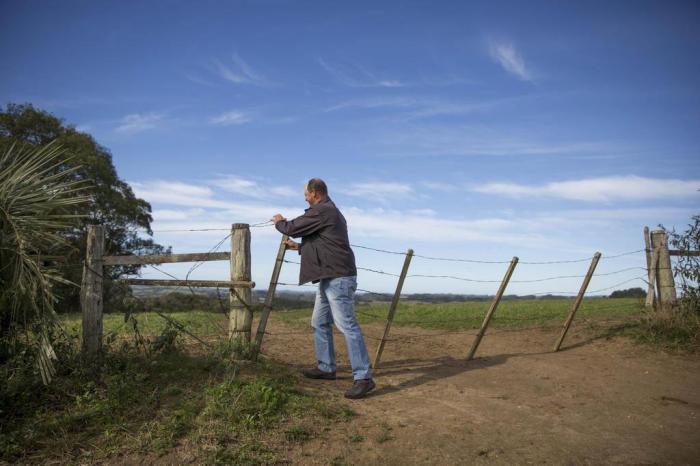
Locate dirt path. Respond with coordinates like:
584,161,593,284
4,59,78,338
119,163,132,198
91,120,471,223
260,320,700,465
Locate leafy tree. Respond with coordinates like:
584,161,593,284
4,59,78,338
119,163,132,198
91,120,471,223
609,288,646,298
0,103,168,313
666,215,700,313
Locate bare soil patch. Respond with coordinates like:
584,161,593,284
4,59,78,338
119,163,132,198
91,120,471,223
260,319,700,465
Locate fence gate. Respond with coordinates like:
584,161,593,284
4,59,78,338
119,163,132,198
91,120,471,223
80,223,255,353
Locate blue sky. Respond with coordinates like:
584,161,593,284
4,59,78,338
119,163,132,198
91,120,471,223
2,1,699,295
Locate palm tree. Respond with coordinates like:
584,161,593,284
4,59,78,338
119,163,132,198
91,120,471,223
0,142,89,383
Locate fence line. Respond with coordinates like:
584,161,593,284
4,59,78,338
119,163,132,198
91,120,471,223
81,220,673,366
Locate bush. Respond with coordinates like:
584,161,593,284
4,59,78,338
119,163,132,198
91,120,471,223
666,215,700,314
610,287,646,299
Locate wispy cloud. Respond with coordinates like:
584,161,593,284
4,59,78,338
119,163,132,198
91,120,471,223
213,53,270,86
324,96,501,120
209,111,252,126
377,124,615,158
115,113,164,134
318,58,405,88
489,41,533,82
421,181,462,192
344,207,539,245
210,175,298,199
131,180,227,208
473,176,700,202
339,182,414,201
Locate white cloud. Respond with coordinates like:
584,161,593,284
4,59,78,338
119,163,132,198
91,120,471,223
318,58,405,88
213,53,269,86
324,96,499,120
489,41,533,81
131,180,227,208
340,182,414,199
152,208,207,221
473,176,700,202
211,175,298,199
421,181,461,192
210,111,251,126
344,207,539,245
115,113,164,134
377,124,616,158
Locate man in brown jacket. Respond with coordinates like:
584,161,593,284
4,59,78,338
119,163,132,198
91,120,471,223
272,178,375,399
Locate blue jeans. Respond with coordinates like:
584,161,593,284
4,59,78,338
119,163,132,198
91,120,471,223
311,276,372,380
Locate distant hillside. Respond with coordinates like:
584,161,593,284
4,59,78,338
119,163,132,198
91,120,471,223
127,286,607,311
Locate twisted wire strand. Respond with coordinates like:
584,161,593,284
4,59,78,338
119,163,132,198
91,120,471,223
150,219,274,233
185,233,232,281
352,243,645,265
284,258,646,284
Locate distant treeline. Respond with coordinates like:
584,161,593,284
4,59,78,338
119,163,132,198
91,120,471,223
111,286,645,313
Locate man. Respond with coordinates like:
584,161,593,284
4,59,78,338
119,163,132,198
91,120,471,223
271,178,375,399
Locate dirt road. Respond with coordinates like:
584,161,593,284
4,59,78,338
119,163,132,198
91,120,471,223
261,320,700,465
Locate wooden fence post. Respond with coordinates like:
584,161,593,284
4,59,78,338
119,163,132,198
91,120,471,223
230,223,252,342
650,229,676,311
252,234,288,360
467,256,518,360
553,252,601,352
81,225,104,353
373,249,414,370
646,249,660,308
643,226,655,308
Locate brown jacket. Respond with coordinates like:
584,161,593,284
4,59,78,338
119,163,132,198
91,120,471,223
274,198,357,285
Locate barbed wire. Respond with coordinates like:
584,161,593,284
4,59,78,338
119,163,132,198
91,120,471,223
283,258,646,285
149,220,274,233
351,244,645,265
185,233,232,282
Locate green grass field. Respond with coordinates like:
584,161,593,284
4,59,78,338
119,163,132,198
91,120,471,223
275,297,645,330
59,297,645,337
2,298,675,464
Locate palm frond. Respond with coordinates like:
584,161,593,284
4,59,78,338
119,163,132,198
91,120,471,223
0,141,90,384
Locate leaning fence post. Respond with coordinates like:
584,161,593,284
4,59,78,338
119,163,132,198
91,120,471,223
553,252,601,352
649,229,676,311
373,249,413,370
644,226,655,308
230,223,253,342
467,256,518,360
252,234,288,361
646,249,660,308
81,224,105,353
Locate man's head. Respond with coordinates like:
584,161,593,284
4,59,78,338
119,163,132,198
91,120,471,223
304,178,328,205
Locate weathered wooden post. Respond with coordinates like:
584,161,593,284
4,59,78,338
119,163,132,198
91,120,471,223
646,249,660,308
553,252,601,352
650,229,677,311
373,249,414,370
81,225,104,353
252,234,288,360
643,226,656,308
467,256,518,360
230,223,253,342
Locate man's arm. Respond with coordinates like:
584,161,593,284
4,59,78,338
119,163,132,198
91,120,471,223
272,209,324,238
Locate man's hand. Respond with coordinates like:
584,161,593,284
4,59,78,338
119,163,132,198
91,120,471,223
271,214,285,223
284,239,300,250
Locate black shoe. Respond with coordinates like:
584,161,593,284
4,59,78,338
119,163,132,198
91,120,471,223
344,379,376,399
302,367,336,380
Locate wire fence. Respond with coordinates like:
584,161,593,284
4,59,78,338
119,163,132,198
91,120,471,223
76,219,675,352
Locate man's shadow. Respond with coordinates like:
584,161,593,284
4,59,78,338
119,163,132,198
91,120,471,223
364,353,513,398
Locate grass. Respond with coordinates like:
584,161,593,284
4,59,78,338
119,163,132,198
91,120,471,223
274,297,646,330
2,297,681,463
0,333,351,464
633,307,700,352
60,309,229,337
